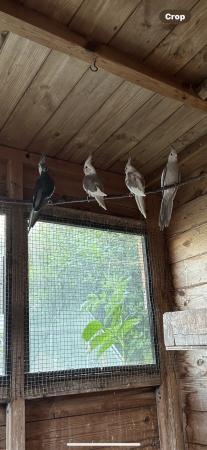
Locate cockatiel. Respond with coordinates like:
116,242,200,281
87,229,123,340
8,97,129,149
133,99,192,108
28,155,55,232
125,158,146,219
159,148,180,230
83,155,107,210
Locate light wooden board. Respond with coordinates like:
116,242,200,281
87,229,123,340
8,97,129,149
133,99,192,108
171,252,207,289
23,0,83,24
93,95,181,170
175,284,207,310
168,194,207,236
110,105,206,173
0,52,87,149
70,0,140,44
176,43,207,85
60,84,154,162
131,107,206,173
111,0,197,60
168,222,207,264
146,1,207,76
175,165,207,208
164,309,207,350
0,33,49,128
28,69,123,155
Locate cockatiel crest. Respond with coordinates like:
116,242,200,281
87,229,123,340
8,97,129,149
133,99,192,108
159,147,180,230
83,155,107,210
125,157,146,218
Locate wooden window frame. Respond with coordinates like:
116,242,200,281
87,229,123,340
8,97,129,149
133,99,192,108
24,206,160,398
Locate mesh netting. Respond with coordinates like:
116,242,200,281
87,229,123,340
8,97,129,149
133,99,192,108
0,207,160,399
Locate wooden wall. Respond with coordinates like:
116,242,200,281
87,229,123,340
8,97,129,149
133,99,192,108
0,388,159,449
167,165,207,450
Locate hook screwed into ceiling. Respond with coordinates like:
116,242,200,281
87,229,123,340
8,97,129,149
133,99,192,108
89,57,98,72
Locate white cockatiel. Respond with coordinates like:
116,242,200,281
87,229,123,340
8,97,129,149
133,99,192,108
83,155,107,210
125,158,146,218
159,148,180,230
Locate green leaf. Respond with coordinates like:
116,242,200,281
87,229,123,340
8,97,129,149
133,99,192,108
119,318,138,335
97,338,115,356
82,320,103,342
90,331,110,349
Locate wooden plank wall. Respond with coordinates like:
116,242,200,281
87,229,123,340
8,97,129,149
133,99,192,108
167,164,207,449
0,388,159,449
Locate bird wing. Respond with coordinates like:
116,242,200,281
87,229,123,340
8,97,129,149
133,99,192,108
159,161,179,230
126,171,145,196
83,174,106,196
33,173,55,211
161,165,167,189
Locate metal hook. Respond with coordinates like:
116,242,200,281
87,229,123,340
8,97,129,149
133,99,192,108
90,58,98,72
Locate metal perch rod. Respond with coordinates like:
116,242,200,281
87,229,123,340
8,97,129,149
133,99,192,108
0,172,206,207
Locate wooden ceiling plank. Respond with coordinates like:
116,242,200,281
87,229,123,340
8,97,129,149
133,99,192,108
110,105,205,173
70,0,140,44
94,95,181,170
140,113,207,176
0,0,206,112
28,71,123,156
146,1,207,77
0,52,88,149
147,129,207,187
59,84,154,162
175,44,207,86
129,106,205,170
23,0,84,25
0,33,49,129
111,0,197,61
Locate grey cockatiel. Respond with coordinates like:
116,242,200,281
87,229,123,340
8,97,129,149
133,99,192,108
159,148,180,230
28,155,55,232
83,155,107,210
125,158,146,218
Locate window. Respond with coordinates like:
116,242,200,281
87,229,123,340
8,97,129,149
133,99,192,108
27,219,156,375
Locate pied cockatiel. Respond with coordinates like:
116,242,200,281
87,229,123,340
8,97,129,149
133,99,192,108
125,158,146,219
83,155,107,210
28,155,55,232
159,148,180,230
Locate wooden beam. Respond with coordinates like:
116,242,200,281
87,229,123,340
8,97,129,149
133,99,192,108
7,160,23,199
147,131,207,187
146,196,185,450
6,162,25,450
0,145,127,196
164,309,207,350
196,79,207,100
0,1,207,112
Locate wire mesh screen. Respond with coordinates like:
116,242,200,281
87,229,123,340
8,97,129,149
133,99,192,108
0,212,10,399
25,213,159,397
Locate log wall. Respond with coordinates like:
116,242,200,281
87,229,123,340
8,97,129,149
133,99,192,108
167,166,207,449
